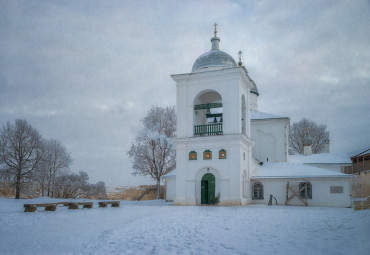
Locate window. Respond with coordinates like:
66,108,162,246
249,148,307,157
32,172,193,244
330,186,343,193
252,182,263,200
219,149,226,159
189,151,197,160
203,150,212,160
299,182,312,199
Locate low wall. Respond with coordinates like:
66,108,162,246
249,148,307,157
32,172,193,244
353,197,370,210
351,171,370,198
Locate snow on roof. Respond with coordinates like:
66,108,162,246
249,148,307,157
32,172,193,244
288,153,352,164
250,110,288,120
162,169,176,178
252,162,353,179
348,147,370,157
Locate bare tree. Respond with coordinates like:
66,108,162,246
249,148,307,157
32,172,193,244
128,106,176,199
53,171,89,198
38,139,72,197
289,118,330,155
0,120,43,199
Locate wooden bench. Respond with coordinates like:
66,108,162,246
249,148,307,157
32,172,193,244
56,202,70,206
24,203,57,212
98,201,120,207
24,202,94,212
67,202,93,209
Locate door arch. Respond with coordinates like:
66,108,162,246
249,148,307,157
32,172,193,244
201,173,216,204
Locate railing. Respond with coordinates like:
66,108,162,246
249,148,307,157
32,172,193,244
194,123,223,136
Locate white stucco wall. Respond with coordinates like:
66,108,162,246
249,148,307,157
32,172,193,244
164,177,176,201
172,67,253,139
251,118,289,163
250,178,352,207
174,134,254,206
172,67,255,206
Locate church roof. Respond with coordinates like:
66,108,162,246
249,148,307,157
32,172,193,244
288,153,352,164
252,162,353,179
192,50,237,72
192,25,237,72
250,110,288,120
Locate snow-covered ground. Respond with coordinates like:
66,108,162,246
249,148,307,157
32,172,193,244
0,197,369,255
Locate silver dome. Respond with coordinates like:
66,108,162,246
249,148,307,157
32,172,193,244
192,49,237,72
192,32,237,72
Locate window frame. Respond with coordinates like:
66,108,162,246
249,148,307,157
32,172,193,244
299,182,312,199
252,182,264,200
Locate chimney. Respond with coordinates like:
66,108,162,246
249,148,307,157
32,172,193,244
324,139,330,153
303,128,312,156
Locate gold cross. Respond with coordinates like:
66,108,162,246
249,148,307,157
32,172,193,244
214,23,218,36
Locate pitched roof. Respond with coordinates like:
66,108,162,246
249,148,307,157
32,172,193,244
348,147,370,157
252,162,353,179
288,153,352,164
250,110,288,120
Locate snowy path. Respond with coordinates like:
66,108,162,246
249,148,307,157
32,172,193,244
0,198,369,255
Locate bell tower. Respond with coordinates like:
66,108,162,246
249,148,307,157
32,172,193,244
172,25,255,206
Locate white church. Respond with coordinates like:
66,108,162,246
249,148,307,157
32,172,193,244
163,25,353,207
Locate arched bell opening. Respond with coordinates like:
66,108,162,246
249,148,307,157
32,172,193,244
201,173,216,204
193,90,223,136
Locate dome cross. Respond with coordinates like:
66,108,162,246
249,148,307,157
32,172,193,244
214,23,218,36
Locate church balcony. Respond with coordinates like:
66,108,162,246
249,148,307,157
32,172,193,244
194,123,223,136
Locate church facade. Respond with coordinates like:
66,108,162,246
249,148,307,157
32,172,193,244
164,26,353,207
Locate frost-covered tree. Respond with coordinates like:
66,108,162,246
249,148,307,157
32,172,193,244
289,118,330,155
0,120,43,199
37,139,72,197
128,106,176,199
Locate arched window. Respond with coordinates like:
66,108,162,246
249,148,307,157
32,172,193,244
299,182,312,199
252,182,263,200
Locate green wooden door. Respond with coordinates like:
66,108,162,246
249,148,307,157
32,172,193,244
201,173,215,204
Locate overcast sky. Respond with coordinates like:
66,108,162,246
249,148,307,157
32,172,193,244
1,0,369,187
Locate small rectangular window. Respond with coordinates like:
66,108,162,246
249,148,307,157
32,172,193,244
330,186,343,193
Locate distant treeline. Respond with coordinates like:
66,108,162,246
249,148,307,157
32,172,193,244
0,119,106,199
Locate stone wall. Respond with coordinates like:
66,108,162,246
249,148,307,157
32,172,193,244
353,196,370,210
107,185,165,201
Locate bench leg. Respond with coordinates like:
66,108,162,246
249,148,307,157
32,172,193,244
45,205,57,211
98,202,107,207
24,206,37,212
68,203,79,209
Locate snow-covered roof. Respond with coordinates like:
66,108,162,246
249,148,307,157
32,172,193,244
162,169,176,178
288,153,352,164
348,147,370,157
252,162,353,179
250,110,288,120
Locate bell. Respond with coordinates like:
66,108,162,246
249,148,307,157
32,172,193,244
213,117,217,123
